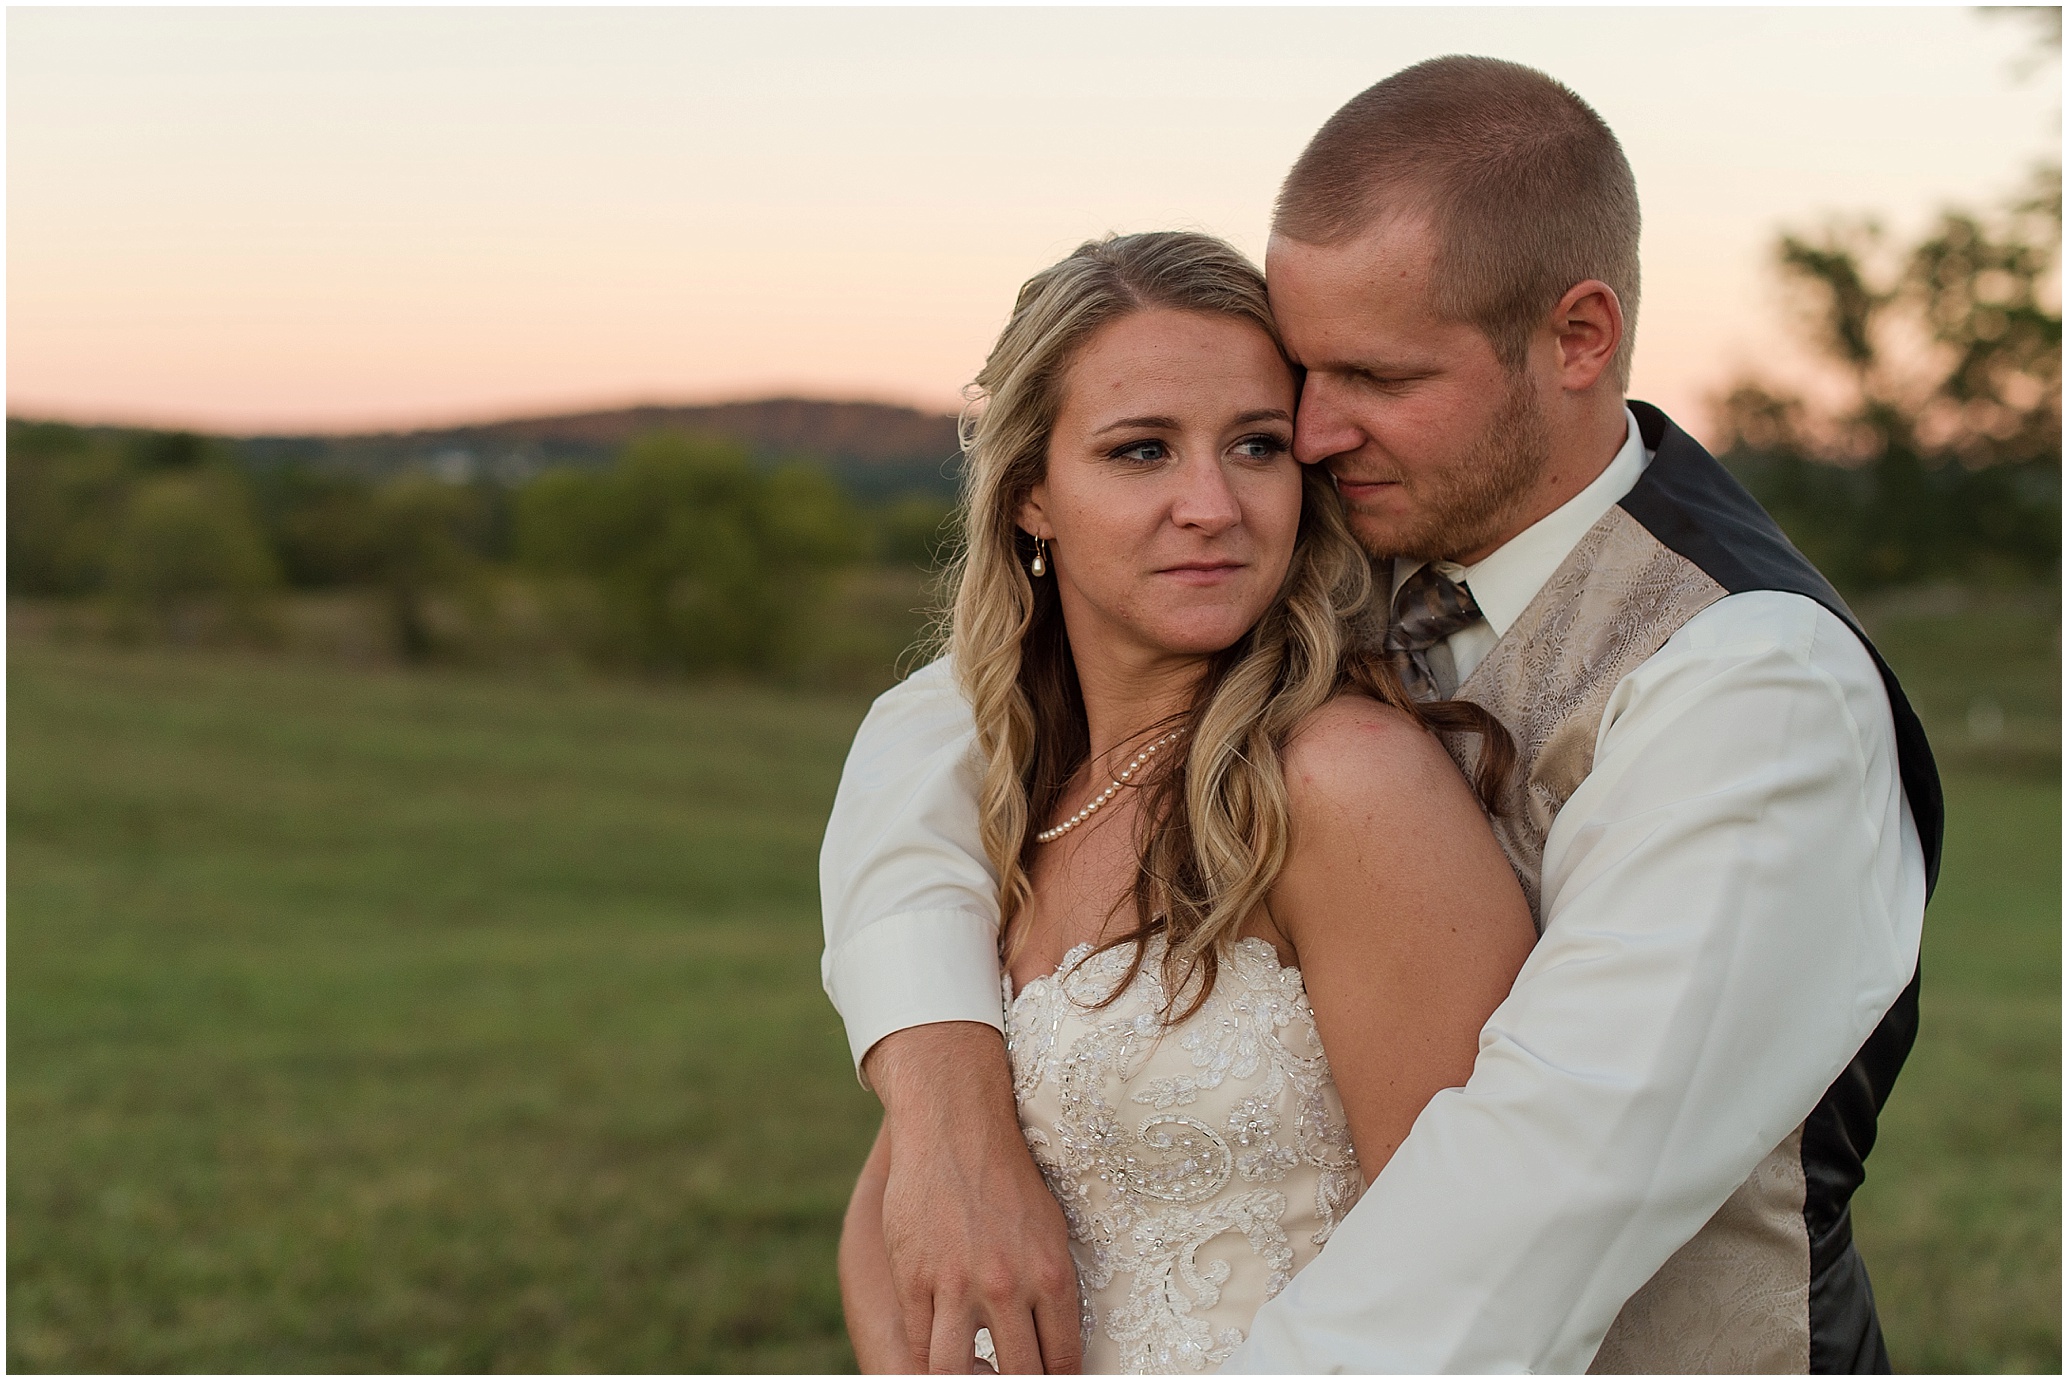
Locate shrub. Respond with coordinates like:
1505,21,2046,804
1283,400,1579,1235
516,433,862,674
106,472,280,634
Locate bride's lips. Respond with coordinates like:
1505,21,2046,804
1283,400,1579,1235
1157,560,1245,586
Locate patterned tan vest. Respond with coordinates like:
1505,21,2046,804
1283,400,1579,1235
1438,504,1814,1372
1432,403,1940,1374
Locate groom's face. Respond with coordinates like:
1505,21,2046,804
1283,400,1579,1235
1266,216,1549,566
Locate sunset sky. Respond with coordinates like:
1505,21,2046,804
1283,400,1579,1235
8,6,2059,441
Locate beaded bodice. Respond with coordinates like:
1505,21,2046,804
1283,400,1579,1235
1003,936,1363,1374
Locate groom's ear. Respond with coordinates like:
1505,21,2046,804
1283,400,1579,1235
1548,279,1624,394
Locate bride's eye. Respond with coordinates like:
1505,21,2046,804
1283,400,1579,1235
1232,433,1291,461
1109,438,1169,464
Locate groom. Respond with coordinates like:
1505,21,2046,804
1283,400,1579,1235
821,56,1938,1373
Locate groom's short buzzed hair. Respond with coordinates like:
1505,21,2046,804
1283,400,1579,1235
1275,55,1641,390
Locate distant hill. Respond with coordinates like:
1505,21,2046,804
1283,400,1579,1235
233,397,965,500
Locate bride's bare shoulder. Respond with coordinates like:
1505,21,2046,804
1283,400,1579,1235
1280,692,1473,820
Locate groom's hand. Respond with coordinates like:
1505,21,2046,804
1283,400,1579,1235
866,1022,1083,1375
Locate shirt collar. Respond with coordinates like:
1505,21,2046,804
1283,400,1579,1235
1393,405,1652,639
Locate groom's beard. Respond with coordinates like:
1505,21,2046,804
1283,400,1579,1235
1344,370,1552,564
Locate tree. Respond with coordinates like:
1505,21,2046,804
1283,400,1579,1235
1716,165,2061,590
7,422,130,595
873,493,960,571
1717,9,2061,593
362,476,489,662
515,433,862,674
106,469,280,634
248,465,380,589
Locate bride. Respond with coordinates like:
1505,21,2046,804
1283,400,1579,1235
837,231,1534,1374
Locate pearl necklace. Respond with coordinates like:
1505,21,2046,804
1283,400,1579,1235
1035,728,1186,843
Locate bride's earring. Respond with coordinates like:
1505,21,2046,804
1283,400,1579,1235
1030,536,1049,577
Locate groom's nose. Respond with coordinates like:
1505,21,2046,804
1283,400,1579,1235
1293,374,1368,467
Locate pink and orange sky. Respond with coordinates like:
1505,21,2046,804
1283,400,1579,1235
8,7,2059,441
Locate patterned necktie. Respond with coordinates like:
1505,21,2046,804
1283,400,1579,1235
1384,563,1484,700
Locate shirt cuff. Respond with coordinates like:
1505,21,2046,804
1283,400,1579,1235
822,907,1005,1081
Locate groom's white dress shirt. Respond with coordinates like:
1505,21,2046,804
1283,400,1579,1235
819,409,1927,1372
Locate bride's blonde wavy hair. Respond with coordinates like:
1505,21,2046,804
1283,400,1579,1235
935,231,1509,1019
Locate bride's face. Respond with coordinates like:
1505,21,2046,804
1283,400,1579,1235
1020,308,1303,667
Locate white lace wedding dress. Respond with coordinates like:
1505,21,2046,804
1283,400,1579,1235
999,935,1364,1374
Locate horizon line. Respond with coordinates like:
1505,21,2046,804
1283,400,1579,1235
4,389,968,440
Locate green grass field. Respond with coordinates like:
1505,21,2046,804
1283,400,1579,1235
8,592,2059,1372
8,645,887,1371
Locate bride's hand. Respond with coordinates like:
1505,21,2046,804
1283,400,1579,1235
866,1022,1083,1374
